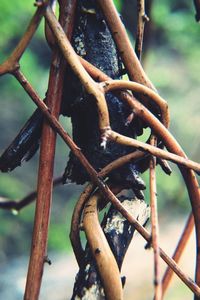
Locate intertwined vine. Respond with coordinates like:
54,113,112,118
1,1,200,299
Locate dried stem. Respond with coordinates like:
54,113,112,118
149,136,162,300
24,2,77,299
135,0,149,60
0,7,45,75
162,212,194,296
107,131,200,173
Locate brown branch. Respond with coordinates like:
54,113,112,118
0,177,62,211
97,0,155,90
162,212,194,296
101,79,170,128
135,0,149,60
44,5,110,143
149,136,162,300
107,131,200,174
24,1,77,299
83,191,123,300
0,7,45,75
70,184,94,267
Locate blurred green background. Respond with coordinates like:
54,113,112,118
0,0,200,299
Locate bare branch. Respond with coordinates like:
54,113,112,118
0,7,45,75
97,0,155,90
162,212,194,296
149,136,162,300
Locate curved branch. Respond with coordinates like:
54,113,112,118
83,191,123,300
161,212,194,296
70,184,94,267
101,79,169,128
106,131,200,173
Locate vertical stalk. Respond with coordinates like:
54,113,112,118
24,1,77,299
150,137,162,300
135,0,149,60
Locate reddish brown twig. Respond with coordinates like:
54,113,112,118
149,136,162,300
24,2,77,299
0,7,45,75
0,177,62,211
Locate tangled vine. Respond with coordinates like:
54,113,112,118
0,1,200,299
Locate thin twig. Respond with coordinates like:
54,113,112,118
149,136,162,300
0,177,62,211
135,0,149,60
107,131,200,174
162,212,194,296
97,0,154,90
0,7,45,75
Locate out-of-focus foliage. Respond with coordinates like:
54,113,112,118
0,0,200,260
